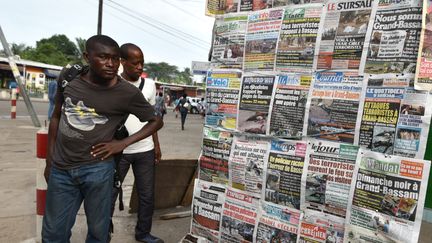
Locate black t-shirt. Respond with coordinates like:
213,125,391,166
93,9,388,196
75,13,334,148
52,76,155,169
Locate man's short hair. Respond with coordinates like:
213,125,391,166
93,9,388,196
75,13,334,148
86,35,120,53
120,43,142,59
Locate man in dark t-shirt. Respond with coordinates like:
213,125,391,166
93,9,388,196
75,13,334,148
42,35,163,243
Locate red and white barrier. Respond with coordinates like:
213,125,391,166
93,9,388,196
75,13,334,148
11,88,17,119
36,128,48,242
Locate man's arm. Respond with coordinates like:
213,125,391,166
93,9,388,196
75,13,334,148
91,116,163,160
44,89,64,182
152,132,161,164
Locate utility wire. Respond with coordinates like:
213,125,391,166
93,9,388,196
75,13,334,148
107,0,210,45
160,0,207,21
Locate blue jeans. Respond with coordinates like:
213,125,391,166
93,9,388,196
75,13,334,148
112,150,155,238
42,160,115,243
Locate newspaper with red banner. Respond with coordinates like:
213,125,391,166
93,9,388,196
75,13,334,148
190,179,226,242
299,209,346,242
267,73,311,138
415,0,432,90
314,0,378,72
254,201,301,242
263,139,307,210
220,187,259,242
228,135,270,198
344,149,430,243
199,126,234,185
243,8,284,71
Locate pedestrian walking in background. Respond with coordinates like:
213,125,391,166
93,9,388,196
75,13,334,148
177,94,189,130
47,80,57,120
155,92,166,119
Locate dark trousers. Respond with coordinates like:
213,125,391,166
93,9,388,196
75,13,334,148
180,110,188,129
111,150,155,238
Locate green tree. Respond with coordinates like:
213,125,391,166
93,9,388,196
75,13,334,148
37,34,79,60
21,42,68,66
144,62,179,83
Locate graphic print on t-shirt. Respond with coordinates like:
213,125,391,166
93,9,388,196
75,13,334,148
63,97,108,131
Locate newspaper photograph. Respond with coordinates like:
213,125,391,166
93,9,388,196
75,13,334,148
237,74,276,134
314,0,377,72
226,0,240,13
301,139,359,218
211,13,248,69
415,0,432,90
199,126,234,184
220,187,259,242
271,0,304,7
191,179,226,242
361,0,422,76
240,0,272,12
206,0,226,16
243,8,284,71
344,149,430,243
299,209,346,243
254,201,301,243
304,72,366,144
357,76,432,158
228,135,270,198
263,139,307,210
275,4,323,73
268,74,311,138
205,69,242,129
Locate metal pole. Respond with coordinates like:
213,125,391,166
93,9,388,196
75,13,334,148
0,25,41,127
97,0,103,35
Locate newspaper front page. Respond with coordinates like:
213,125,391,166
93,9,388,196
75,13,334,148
267,73,311,138
191,179,226,242
220,187,259,242
199,126,234,185
211,13,248,69
244,8,284,71
357,76,432,158
263,139,307,210
240,0,272,12
275,4,323,73
206,69,242,129
299,209,346,242
254,201,301,242
229,135,270,197
344,150,430,243
415,0,432,90
361,0,422,76
314,0,377,72
304,72,366,144
301,139,359,218
237,74,276,134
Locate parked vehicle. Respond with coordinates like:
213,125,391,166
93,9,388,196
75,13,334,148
187,96,202,114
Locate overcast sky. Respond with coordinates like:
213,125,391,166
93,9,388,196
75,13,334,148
0,0,214,70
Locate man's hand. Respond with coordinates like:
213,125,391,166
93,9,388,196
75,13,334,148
44,161,51,183
154,144,162,164
91,140,127,160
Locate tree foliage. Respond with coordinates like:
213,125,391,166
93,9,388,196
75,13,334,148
145,62,193,85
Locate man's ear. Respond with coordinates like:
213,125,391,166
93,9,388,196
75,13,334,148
83,51,89,64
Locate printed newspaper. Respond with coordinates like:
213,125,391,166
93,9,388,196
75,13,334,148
299,209,346,242
254,201,301,242
220,187,259,242
244,8,284,70
357,76,432,159
361,0,422,76
191,179,226,242
304,71,366,144
228,135,270,197
345,149,430,242
275,4,323,73
263,139,307,210
205,69,242,129
314,0,378,72
199,126,234,184
267,73,311,138
415,0,432,90
211,13,248,69
301,139,359,218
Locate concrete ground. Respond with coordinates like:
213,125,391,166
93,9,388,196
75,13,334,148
1,100,432,243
